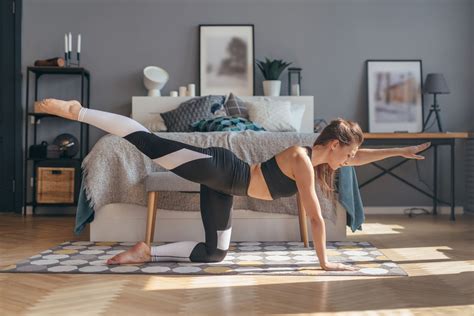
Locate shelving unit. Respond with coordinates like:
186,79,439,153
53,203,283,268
23,66,91,215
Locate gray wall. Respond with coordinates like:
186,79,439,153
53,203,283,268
23,0,473,208
469,1,474,124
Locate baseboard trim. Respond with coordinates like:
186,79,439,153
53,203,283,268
25,205,466,216
24,206,76,216
364,206,464,215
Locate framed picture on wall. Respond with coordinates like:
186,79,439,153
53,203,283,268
199,24,255,96
366,60,424,132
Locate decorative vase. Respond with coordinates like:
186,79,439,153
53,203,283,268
263,80,281,96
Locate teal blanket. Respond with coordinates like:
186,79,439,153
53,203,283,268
337,166,365,232
74,181,95,235
74,166,364,235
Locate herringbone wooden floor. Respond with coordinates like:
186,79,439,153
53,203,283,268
0,213,473,315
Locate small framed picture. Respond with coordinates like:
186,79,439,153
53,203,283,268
199,24,255,96
366,60,423,132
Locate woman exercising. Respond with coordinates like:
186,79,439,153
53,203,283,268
36,98,430,271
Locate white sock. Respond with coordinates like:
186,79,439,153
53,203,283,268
78,108,150,137
150,241,199,262
216,227,232,251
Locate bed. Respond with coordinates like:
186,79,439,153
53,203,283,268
78,96,363,242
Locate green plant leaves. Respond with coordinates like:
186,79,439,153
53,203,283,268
256,58,292,80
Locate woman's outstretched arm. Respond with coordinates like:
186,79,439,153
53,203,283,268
292,148,357,271
345,142,431,167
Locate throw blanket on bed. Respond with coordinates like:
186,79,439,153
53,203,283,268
76,131,365,234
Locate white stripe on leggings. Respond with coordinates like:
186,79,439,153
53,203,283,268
150,241,198,262
78,108,149,137
153,148,212,170
216,227,232,251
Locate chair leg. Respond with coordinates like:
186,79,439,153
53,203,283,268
145,191,158,246
296,193,309,248
150,192,159,243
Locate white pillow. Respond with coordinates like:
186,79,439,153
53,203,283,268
290,103,306,132
246,99,296,132
146,113,168,132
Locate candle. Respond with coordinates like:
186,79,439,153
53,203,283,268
187,84,195,97
77,34,81,53
64,34,68,53
291,84,300,96
68,32,72,52
179,86,187,97
170,91,178,97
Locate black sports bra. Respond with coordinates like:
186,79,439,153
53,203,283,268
260,146,312,199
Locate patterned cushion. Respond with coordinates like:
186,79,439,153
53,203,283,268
161,96,225,132
246,99,296,132
191,116,265,132
223,93,249,118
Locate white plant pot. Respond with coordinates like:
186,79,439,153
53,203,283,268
263,80,281,96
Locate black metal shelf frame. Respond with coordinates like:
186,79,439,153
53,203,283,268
23,66,91,215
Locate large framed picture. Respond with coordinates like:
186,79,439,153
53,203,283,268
199,24,255,96
366,60,423,132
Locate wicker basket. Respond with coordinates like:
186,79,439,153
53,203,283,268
36,167,75,203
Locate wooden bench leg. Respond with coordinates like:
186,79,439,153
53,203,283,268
296,193,309,248
145,191,159,246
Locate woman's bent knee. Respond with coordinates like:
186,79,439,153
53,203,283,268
207,249,228,262
190,243,228,262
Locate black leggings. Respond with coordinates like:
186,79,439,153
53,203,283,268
124,131,250,197
124,131,250,262
191,185,234,262
78,108,250,262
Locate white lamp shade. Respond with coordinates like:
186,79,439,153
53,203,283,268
143,66,169,96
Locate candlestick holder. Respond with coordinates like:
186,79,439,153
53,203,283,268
65,52,81,67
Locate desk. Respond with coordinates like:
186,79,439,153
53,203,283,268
360,132,470,221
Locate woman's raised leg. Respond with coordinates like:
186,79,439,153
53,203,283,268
35,98,150,136
35,98,212,171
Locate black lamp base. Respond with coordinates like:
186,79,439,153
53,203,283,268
422,104,443,132
422,92,444,132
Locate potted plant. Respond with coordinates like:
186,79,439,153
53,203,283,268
256,58,292,96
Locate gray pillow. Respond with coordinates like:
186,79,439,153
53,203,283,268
223,93,249,119
161,95,225,132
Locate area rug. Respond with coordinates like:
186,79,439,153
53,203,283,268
1,241,407,276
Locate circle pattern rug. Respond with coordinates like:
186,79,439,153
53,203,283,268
1,241,407,276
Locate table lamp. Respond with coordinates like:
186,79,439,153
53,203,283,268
143,66,169,96
422,73,450,132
